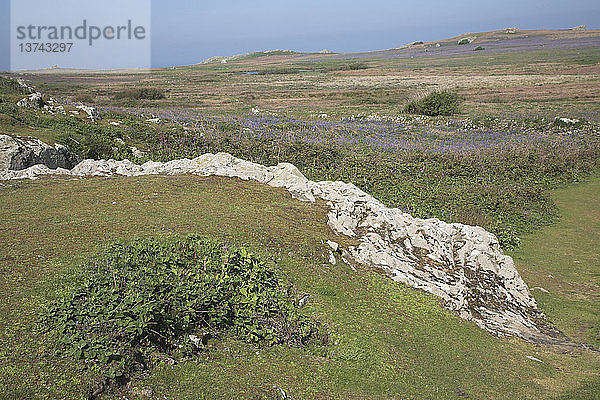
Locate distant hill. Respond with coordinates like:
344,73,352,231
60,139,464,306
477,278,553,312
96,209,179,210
200,50,302,64
198,28,600,66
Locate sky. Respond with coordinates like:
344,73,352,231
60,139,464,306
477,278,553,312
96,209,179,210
1,0,600,70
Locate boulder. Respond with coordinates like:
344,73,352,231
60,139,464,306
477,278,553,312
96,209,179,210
458,37,476,45
75,104,101,121
0,164,71,180
17,92,45,109
555,117,579,125
0,135,80,171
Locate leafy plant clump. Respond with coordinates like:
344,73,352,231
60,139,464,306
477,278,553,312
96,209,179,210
41,235,325,389
404,90,462,116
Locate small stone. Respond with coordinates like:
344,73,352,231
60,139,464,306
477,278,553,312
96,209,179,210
326,240,339,252
272,385,287,400
297,294,311,308
526,355,543,363
75,104,101,121
456,387,469,397
532,287,550,294
328,251,337,265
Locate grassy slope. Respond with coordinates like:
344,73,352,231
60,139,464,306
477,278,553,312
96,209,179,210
0,175,598,399
512,173,600,348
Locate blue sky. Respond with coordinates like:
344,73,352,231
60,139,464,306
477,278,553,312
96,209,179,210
1,0,600,70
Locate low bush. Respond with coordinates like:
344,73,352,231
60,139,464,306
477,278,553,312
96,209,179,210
41,235,325,389
113,87,165,101
404,91,462,116
325,62,369,72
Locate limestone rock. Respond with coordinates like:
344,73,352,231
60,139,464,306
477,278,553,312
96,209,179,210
266,163,315,202
0,135,80,171
17,92,45,109
75,104,101,121
0,164,71,180
458,37,477,45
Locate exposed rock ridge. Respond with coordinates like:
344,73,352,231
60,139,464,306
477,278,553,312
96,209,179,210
0,135,80,171
0,153,560,343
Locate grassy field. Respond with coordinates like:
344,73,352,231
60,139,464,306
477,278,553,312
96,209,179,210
0,174,598,399
511,172,600,348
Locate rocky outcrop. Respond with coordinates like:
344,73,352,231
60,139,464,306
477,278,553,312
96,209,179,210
75,104,101,122
14,78,100,121
0,152,560,343
0,135,80,171
16,78,36,93
17,92,45,109
458,37,477,45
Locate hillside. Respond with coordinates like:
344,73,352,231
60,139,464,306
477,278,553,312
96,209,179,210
0,173,598,399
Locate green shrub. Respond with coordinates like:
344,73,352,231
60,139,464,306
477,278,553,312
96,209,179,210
404,91,462,116
41,235,325,387
325,62,369,72
113,87,165,100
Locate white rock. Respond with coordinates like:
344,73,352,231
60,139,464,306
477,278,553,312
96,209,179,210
0,134,80,171
17,92,45,109
326,240,339,252
525,355,544,363
328,251,337,265
75,104,101,121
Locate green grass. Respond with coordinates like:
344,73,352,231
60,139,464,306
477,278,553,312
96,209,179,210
511,172,600,348
0,175,599,399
